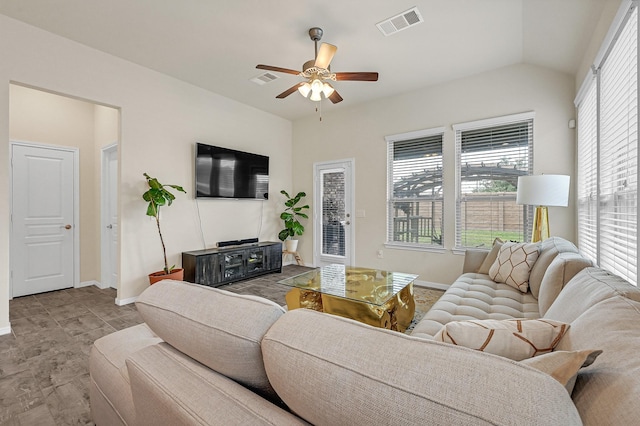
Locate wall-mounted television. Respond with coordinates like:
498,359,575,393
195,143,269,200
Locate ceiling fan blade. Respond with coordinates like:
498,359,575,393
276,83,303,99
314,43,337,69
328,90,343,104
256,64,301,75
335,72,379,81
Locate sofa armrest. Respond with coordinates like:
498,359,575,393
126,343,308,426
263,309,582,426
462,249,489,273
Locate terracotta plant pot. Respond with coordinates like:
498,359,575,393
148,268,184,285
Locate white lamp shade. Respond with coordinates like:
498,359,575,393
516,175,570,207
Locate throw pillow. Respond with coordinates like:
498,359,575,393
521,349,603,393
434,318,569,361
477,237,504,275
489,242,541,292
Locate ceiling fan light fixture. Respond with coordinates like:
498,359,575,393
309,90,322,102
298,82,312,97
309,78,324,101
322,83,335,97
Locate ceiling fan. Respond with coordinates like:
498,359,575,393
256,27,378,104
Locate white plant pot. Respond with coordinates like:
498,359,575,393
285,239,299,252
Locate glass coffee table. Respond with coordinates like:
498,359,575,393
278,264,418,332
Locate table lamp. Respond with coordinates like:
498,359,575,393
516,175,570,243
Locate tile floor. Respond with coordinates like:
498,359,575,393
0,285,143,425
0,265,310,425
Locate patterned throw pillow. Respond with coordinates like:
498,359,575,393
489,242,540,292
434,319,569,361
520,349,603,393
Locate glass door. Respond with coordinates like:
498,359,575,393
245,247,265,274
221,252,244,281
314,159,355,266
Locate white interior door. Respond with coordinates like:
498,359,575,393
313,159,355,266
101,144,118,289
11,143,77,297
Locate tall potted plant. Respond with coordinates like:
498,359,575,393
278,190,309,252
142,173,186,284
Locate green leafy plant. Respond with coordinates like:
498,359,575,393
278,190,309,241
142,173,186,274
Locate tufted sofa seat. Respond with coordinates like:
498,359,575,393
412,237,593,338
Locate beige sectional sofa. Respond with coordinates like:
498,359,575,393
90,237,640,425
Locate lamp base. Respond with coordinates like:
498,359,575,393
531,206,550,243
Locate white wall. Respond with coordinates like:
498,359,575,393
292,63,576,285
0,15,292,331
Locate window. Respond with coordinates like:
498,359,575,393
576,3,637,284
386,128,444,248
454,113,534,249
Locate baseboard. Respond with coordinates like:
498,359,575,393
115,296,137,306
78,280,101,288
414,279,449,291
0,325,11,336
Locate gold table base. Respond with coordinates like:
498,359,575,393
285,283,415,332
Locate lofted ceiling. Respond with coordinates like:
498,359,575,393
0,0,615,121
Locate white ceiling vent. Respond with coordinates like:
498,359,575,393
250,72,280,85
376,7,423,36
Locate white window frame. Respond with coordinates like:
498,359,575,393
453,112,535,251
385,127,446,252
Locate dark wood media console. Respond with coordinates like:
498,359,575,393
182,241,282,287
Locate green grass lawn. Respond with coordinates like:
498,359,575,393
460,229,523,248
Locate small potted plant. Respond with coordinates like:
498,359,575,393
278,190,309,252
142,173,186,284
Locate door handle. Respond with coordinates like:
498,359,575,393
62,224,72,230
106,224,113,229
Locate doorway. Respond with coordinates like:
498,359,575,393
101,144,118,289
9,83,120,297
10,142,79,297
313,159,355,266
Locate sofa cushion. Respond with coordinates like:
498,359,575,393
126,343,308,426
411,273,540,338
263,309,581,425
135,280,285,400
537,252,592,316
520,349,602,393
89,323,162,425
477,238,503,274
433,318,568,360
545,270,640,425
528,237,579,299
489,242,540,292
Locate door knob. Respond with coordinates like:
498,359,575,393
63,224,72,230
106,224,113,229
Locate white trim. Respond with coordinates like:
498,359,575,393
78,280,101,288
452,111,535,131
384,242,446,254
0,325,11,336
115,295,137,306
414,280,449,291
385,126,446,143
9,140,81,294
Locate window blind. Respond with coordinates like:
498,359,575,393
598,6,638,284
387,132,444,247
455,118,533,249
576,81,598,264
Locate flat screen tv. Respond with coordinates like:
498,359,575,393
195,143,269,200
